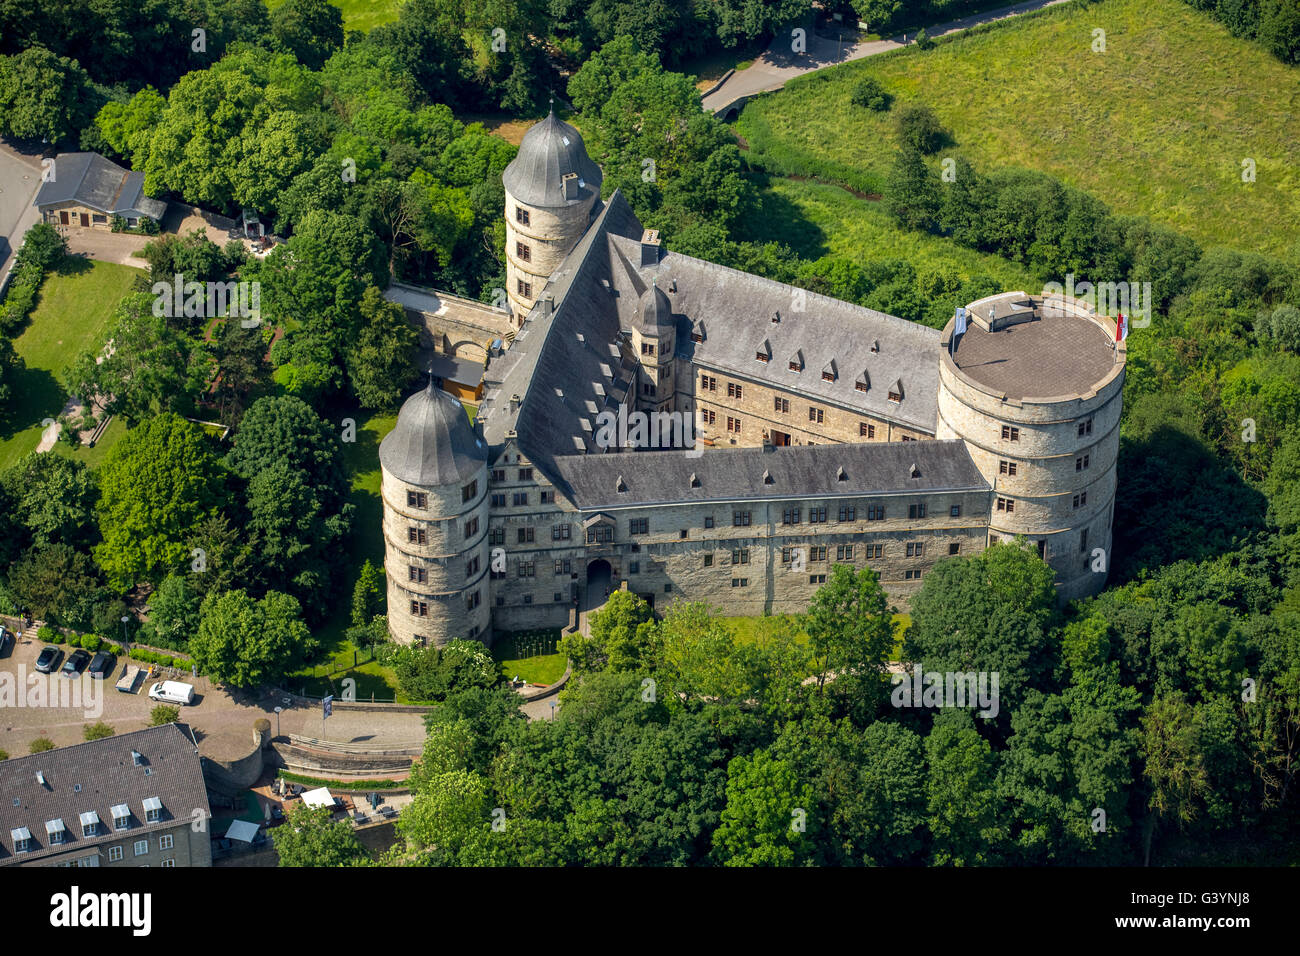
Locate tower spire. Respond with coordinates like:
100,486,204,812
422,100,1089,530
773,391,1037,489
425,362,435,394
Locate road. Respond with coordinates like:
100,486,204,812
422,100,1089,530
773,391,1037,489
703,0,1072,117
0,141,43,280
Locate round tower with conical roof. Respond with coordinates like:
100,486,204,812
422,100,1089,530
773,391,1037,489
502,107,603,319
379,378,491,646
631,277,677,413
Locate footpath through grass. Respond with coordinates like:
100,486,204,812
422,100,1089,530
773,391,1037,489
735,0,1300,260
0,260,137,470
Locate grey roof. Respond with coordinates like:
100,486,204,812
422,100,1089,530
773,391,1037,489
428,351,485,387
380,379,487,486
552,439,988,510
502,111,603,208
33,152,167,219
634,281,674,332
0,724,210,865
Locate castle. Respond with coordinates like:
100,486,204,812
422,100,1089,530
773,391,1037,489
379,111,1127,646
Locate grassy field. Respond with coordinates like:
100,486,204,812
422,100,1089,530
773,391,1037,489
722,611,910,661
0,260,137,471
492,629,565,686
735,0,1300,260
264,0,403,32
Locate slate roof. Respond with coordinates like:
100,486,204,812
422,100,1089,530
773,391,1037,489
33,152,167,220
552,439,988,510
502,111,603,209
0,724,210,866
380,378,488,486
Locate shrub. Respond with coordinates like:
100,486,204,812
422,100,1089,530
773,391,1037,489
37,626,58,643
66,633,81,648
0,749,8,760
150,705,181,726
83,722,115,741
897,103,950,154
915,28,934,50
81,634,103,653
851,76,891,111
29,737,55,753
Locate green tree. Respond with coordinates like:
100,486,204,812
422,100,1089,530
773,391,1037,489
559,589,657,674
345,285,419,408
351,559,385,627
886,145,940,232
713,749,816,866
94,414,227,590
83,722,115,741
1139,692,1210,865
0,46,96,145
273,802,368,867
148,573,203,645
924,709,1003,865
803,564,895,721
190,588,316,689
896,103,948,154
2,453,98,550
9,543,104,630
270,0,344,70
149,705,181,726
394,768,498,865
29,737,55,754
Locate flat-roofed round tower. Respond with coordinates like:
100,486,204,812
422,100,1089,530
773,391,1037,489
936,292,1126,601
379,379,491,646
502,109,602,319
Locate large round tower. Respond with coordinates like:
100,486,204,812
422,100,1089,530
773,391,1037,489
936,292,1125,602
502,108,603,319
379,380,491,646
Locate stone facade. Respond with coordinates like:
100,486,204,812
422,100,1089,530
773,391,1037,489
504,192,596,318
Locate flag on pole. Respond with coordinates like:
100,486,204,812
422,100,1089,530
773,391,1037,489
1115,312,1128,343
955,307,968,336
322,695,333,720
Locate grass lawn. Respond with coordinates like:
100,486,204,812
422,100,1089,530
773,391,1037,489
264,0,404,32
492,628,565,686
735,0,1300,260
722,612,910,660
0,260,137,471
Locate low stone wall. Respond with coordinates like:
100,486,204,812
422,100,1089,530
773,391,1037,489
201,735,265,796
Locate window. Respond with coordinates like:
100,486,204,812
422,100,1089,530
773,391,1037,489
159,834,173,851
908,503,927,519
904,569,923,580
517,561,535,578
160,859,175,868
950,505,962,518
701,409,716,425
466,590,480,610
727,382,743,399
809,546,827,562
679,529,688,539
555,592,564,603
839,505,856,521
134,840,149,857
867,505,886,521
540,490,555,504
996,497,1015,513
641,382,657,398
1073,491,1088,508
822,370,835,382
410,601,428,617
466,556,480,578
523,595,533,605
808,406,824,424
144,802,161,824
701,374,716,391
491,493,506,507
491,468,506,482
860,423,875,438
732,548,751,565
999,460,1017,476
906,542,924,558
490,528,505,546
692,330,704,343
516,241,531,262
407,491,428,509
628,561,640,574
518,467,534,481
782,508,801,525
641,342,655,356
108,846,123,862
408,566,427,584
629,518,649,535
554,559,571,575
587,526,613,544
855,381,868,393
704,516,714,529
866,544,883,559
733,510,751,527
726,417,741,433
1078,418,1094,437
407,527,427,545
1076,455,1090,471
703,553,714,567
1080,528,1089,552
517,527,535,543
836,545,854,561
809,574,827,584
516,207,530,225
664,583,673,593
464,517,478,538
1001,425,1020,441
462,480,478,502
887,389,902,403
809,507,827,523
552,524,570,540
731,578,749,588
512,492,529,506
517,279,531,297
774,397,790,413
757,351,770,363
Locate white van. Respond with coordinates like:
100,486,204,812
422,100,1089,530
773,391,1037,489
148,681,195,705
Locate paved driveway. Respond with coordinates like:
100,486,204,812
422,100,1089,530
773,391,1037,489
703,0,1071,117
0,142,43,278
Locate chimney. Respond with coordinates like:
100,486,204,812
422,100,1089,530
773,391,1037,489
562,172,579,200
640,229,661,267
537,294,553,317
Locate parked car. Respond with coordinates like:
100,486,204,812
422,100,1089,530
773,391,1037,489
35,646,63,673
0,626,11,657
88,651,115,679
62,649,91,677
148,681,195,705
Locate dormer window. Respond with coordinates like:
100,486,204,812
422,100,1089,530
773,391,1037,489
756,339,771,363
616,475,627,493
80,811,100,838
11,827,31,853
691,321,705,344
855,371,869,393
771,311,781,324
887,379,904,403
822,360,837,383
46,819,66,844
757,351,769,362
788,350,803,372
689,473,701,488
762,470,773,485
143,797,163,823
112,805,130,830
870,340,880,353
